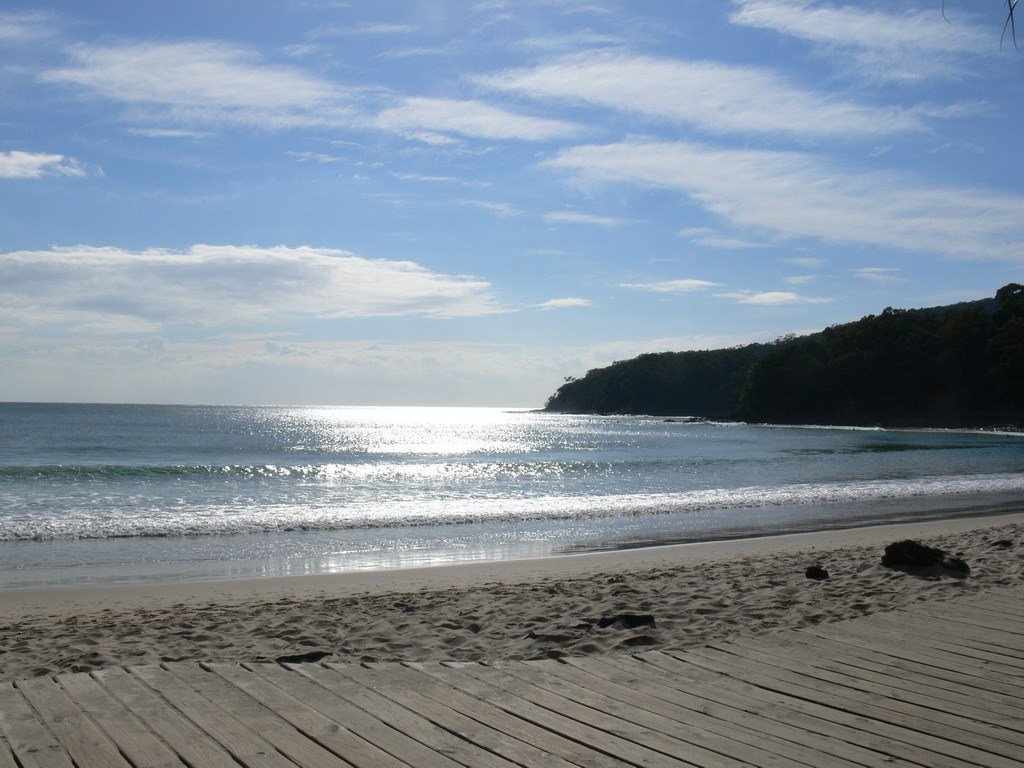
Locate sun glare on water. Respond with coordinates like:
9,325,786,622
271,405,543,457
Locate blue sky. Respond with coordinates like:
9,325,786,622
2,1,1022,406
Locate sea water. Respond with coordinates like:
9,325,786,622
2,402,1023,588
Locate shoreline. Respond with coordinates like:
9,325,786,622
2,508,1023,617
6,488,1024,593
2,509,1023,680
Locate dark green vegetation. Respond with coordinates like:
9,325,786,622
545,285,1024,428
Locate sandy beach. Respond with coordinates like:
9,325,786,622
2,511,1023,682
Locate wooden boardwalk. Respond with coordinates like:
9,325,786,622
2,588,1023,767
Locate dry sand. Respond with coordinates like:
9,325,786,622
2,512,1023,682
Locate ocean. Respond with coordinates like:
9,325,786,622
2,402,1023,589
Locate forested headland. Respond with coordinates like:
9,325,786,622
545,284,1024,428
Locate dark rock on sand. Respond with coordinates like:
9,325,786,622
805,565,829,580
597,614,656,630
992,539,1014,549
881,539,970,577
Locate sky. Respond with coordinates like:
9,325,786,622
2,1,1023,407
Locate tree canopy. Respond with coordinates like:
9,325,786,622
545,287,1024,428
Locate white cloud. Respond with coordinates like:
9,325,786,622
543,211,628,227
41,41,582,143
317,22,417,35
730,0,990,80
287,151,345,163
784,274,815,285
393,172,489,187
125,127,211,139
679,228,768,249
376,96,579,141
400,131,464,146
459,199,526,217
785,256,824,267
480,50,938,137
519,29,625,51
535,297,592,309
0,11,54,42
620,279,722,293
0,244,504,332
545,140,1024,260
716,290,830,305
0,151,85,179
42,41,360,131
852,267,907,284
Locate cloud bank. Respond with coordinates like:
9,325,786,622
0,245,503,333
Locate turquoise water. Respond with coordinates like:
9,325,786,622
2,403,1023,587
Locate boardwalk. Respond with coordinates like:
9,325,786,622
1,587,1023,767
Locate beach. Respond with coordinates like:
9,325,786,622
2,511,1022,682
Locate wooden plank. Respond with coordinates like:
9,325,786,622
810,619,1024,678
495,660,757,768
165,663,354,768
244,661,463,768
459,662,720,767
129,664,298,768
732,631,1024,722
92,667,240,768
419,661,691,767
391,662,632,768
0,682,74,768
202,662,406,768
326,662,580,768
909,603,1024,637
799,623,1024,694
969,592,1024,614
564,655,908,768
57,672,187,768
15,676,132,768
859,611,1024,661
0,738,18,768
920,596,1024,625
289,662,517,768
531,657,864,768
682,646,1018,768
710,638,1024,758
640,650,972,768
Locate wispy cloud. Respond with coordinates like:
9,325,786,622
518,29,625,51
535,297,592,309
543,211,628,227
0,244,505,332
545,140,1024,260
730,0,991,81
286,150,345,163
620,279,722,293
0,150,85,179
315,22,417,36
459,199,526,217
852,267,907,284
716,290,830,305
0,11,55,42
679,227,767,249
125,127,211,139
784,274,816,285
376,96,579,141
392,172,490,187
784,256,824,267
42,41,359,131
480,50,941,137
